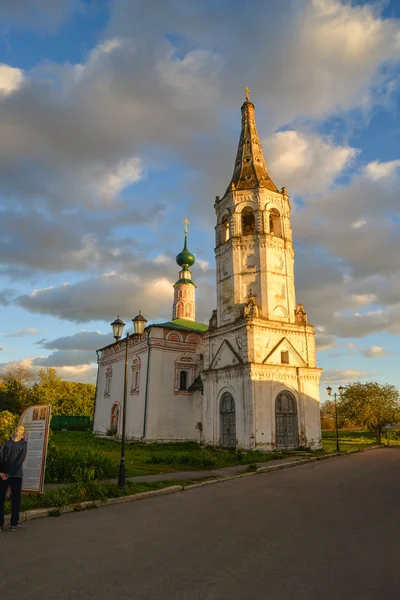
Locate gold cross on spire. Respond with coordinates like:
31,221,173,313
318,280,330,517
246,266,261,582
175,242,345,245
183,218,190,235
244,86,250,101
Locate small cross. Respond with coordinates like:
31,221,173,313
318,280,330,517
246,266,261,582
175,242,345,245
244,86,250,101
183,218,190,235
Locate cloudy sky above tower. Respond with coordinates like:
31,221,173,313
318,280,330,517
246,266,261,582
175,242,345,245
0,0,400,393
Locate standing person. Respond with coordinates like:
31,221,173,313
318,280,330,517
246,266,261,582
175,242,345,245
0,426,28,532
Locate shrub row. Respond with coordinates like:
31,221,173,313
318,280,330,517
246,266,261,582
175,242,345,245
45,446,118,483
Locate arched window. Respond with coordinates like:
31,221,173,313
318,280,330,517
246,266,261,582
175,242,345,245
221,215,230,243
185,303,191,317
241,208,256,235
179,370,188,390
110,404,120,434
104,366,112,397
177,302,184,318
269,208,282,237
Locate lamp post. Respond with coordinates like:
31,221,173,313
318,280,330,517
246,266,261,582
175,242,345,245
326,385,344,453
111,311,147,488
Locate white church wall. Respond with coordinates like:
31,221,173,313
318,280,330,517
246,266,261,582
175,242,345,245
94,326,205,443
146,330,203,442
202,368,253,449
93,339,149,438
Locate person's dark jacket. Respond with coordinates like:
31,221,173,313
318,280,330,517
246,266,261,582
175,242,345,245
0,439,28,477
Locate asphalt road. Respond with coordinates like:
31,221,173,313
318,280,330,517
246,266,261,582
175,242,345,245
1,448,399,600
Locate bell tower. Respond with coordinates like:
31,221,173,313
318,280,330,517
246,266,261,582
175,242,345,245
215,90,295,326
202,89,322,451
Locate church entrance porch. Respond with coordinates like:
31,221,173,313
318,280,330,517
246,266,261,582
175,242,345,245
275,391,298,450
220,392,236,448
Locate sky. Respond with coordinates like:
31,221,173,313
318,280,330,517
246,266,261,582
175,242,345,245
0,0,400,400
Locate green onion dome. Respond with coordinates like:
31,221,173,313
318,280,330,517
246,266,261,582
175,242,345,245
176,235,195,267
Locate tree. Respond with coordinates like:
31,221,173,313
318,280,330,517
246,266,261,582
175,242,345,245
0,362,33,413
0,411,19,443
31,368,96,416
320,400,357,431
339,382,400,443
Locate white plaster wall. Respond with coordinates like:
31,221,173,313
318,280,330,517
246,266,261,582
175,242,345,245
93,340,148,438
203,320,322,450
145,343,202,442
94,326,204,443
202,368,253,448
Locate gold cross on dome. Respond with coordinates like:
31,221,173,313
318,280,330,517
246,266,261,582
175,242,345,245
244,86,250,101
183,218,190,235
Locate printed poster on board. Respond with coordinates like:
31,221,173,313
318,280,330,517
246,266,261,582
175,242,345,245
18,404,51,494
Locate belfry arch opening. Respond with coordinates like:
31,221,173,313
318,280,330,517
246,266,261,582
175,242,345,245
269,208,282,237
220,214,230,243
241,208,256,235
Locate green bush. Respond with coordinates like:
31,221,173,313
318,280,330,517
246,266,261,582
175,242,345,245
0,411,19,444
45,446,117,483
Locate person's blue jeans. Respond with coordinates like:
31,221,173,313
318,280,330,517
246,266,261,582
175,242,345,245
0,477,23,527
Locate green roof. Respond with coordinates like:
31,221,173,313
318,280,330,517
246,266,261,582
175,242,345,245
152,318,208,333
174,279,196,287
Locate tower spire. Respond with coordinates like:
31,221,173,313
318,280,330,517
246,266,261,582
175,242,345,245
172,219,196,321
224,91,278,197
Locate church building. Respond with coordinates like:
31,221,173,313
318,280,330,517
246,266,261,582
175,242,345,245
93,91,322,450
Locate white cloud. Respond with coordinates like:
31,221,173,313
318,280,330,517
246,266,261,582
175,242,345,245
3,328,39,338
55,364,97,384
321,369,375,384
37,330,113,351
0,358,97,384
351,294,377,306
84,157,143,204
352,219,367,229
156,49,224,109
364,160,400,181
197,259,209,271
153,254,170,264
0,64,24,96
264,130,357,196
315,326,336,351
363,346,388,358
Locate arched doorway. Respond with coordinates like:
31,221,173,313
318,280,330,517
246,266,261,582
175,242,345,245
275,391,298,449
220,392,236,448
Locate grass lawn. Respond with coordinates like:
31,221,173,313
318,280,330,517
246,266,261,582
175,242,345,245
321,429,400,453
52,431,297,478
50,429,398,483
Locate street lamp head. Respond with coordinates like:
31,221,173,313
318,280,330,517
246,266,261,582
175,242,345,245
326,386,332,396
132,311,147,336
338,385,344,395
111,315,126,341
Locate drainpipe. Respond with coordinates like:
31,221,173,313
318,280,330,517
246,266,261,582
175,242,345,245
92,350,101,433
142,327,152,440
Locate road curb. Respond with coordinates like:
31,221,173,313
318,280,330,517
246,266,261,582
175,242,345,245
3,445,386,525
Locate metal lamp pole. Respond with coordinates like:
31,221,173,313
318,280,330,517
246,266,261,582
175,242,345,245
111,312,147,488
326,385,344,453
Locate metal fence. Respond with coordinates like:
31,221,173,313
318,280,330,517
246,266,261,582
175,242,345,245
51,416,92,431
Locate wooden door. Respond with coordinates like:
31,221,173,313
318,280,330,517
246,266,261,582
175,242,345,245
275,391,298,449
